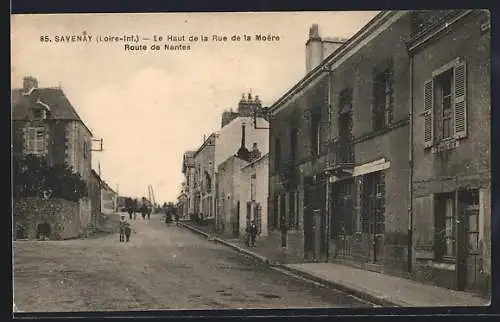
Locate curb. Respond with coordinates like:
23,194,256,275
276,264,403,307
178,223,272,264
179,222,398,307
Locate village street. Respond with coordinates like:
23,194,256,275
13,213,373,312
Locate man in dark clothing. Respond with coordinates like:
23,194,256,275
248,220,258,247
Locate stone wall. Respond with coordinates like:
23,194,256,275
13,197,86,240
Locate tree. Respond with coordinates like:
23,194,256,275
13,154,87,202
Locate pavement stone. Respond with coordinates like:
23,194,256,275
179,221,491,308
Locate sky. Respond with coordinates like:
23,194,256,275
11,11,379,204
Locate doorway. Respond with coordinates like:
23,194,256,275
304,177,327,262
361,171,385,264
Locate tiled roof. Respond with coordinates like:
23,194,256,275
11,87,92,135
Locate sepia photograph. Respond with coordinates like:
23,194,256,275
11,9,492,313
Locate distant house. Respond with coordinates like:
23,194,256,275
100,180,117,215
181,150,196,219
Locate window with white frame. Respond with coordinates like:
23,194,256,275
24,126,46,156
423,59,467,149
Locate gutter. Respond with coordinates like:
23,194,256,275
407,45,414,274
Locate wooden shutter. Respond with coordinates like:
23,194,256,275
423,79,434,148
414,195,435,260
453,61,467,139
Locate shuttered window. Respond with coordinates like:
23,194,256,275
423,59,468,149
423,80,434,148
24,126,46,156
454,61,467,139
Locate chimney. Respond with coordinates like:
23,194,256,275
305,24,323,73
236,122,250,161
241,123,246,148
23,76,38,93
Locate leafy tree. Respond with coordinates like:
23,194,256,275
13,154,87,202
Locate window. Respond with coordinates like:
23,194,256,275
33,109,47,120
274,138,281,171
331,179,355,238
311,113,321,156
423,59,467,149
338,89,354,163
288,191,298,229
435,192,456,260
250,174,256,201
24,126,46,156
373,68,393,131
205,172,212,193
435,189,480,261
435,69,453,140
83,139,89,159
464,190,480,254
361,171,386,235
290,128,298,167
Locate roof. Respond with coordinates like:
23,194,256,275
182,150,197,173
241,153,269,170
11,87,93,136
269,11,405,115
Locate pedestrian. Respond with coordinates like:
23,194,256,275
124,222,132,242
119,214,126,242
249,220,258,247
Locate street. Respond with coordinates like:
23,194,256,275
13,213,373,312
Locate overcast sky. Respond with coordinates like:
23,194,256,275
11,11,378,203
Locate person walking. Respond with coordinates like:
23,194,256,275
249,220,258,247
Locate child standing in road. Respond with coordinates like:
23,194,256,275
124,221,132,242
119,214,126,242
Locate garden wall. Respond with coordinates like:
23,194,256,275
13,197,85,240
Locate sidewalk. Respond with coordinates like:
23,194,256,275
179,221,490,308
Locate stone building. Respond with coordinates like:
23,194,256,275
12,76,95,233
216,122,265,237
192,133,216,224
408,10,491,294
12,77,93,189
181,150,196,219
239,153,269,238
269,13,415,272
266,10,491,295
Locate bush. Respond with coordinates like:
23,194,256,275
13,154,87,202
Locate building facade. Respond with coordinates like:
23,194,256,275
239,153,269,237
90,170,102,229
269,12,414,274
12,77,93,189
192,134,216,224
408,10,491,294
215,93,269,170
12,76,94,231
100,180,117,215
181,151,196,219
216,155,249,237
